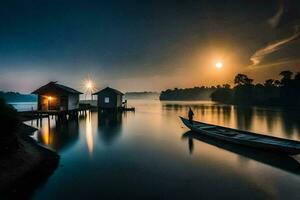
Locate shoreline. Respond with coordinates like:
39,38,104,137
0,122,59,198
159,99,300,109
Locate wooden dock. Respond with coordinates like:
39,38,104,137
120,107,135,112
18,105,135,122
19,106,95,122
96,106,135,112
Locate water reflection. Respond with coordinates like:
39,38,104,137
36,117,79,151
235,106,253,131
162,102,300,140
28,100,300,200
85,111,94,154
30,110,125,152
281,109,300,137
97,111,123,145
188,138,194,154
182,131,300,176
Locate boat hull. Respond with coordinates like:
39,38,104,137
180,117,300,155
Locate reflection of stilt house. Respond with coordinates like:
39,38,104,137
98,111,122,144
32,81,82,111
93,87,124,110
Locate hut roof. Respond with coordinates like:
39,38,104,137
93,87,124,95
32,81,83,94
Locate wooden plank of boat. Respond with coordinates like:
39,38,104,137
180,116,300,155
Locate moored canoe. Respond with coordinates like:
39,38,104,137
180,117,300,155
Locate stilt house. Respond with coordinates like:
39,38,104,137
32,81,82,111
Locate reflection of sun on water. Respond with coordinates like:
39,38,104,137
85,111,94,154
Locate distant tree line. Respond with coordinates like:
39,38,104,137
160,87,216,101
0,91,37,102
125,92,160,100
211,70,300,106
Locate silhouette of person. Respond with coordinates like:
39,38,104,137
188,107,194,124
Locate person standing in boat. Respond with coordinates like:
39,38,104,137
188,107,194,124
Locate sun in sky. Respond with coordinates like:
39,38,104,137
82,76,97,94
85,80,96,93
86,81,93,90
82,76,97,100
215,62,223,69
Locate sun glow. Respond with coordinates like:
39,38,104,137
83,79,96,92
86,81,93,90
215,62,223,69
82,76,97,100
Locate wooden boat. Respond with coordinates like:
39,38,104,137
180,117,300,155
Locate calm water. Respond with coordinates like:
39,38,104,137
24,100,300,199
9,102,37,111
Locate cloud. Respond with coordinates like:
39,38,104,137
248,58,300,70
249,0,300,67
250,26,300,66
268,1,285,28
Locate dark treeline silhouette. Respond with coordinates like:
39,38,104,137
124,92,159,100
211,70,300,106
160,87,216,101
0,91,37,102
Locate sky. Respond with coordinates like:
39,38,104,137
0,0,300,93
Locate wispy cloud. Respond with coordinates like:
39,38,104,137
249,0,300,67
248,58,300,70
250,26,300,66
268,1,284,28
